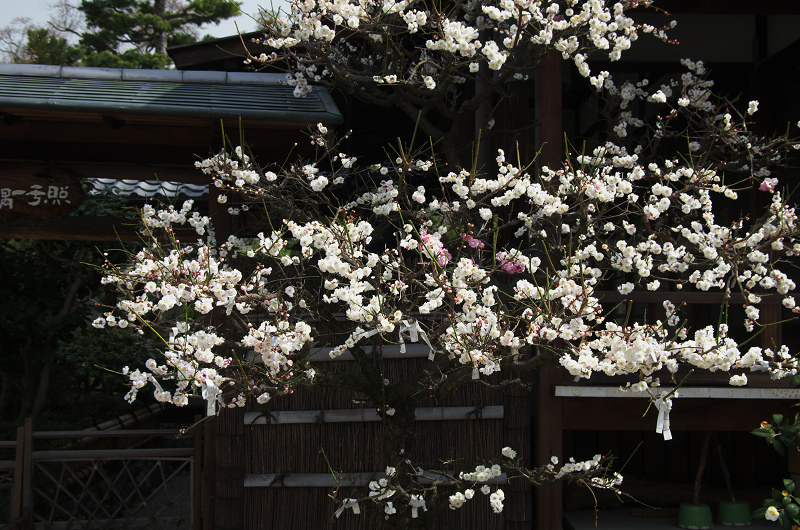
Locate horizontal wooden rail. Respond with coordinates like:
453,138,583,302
555,385,800,399
244,406,503,425
308,343,431,362
244,471,508,488
30,517,193,530
594,291,791,305
31,447,195,461
31,428,190,439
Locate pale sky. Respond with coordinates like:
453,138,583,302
0,0,288,40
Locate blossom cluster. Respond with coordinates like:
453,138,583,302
97,37,800,520
100,101,800,409
255,0,671,112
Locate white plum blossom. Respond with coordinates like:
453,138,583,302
94,5,800,523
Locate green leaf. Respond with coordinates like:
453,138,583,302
785,479,796,494
775,437,787,457
785,502,799,518
775,414,785,426
775,488,785,501
752,428,774,438
791,373,800,387
754,506,767,518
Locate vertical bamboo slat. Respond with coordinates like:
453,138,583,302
237,355,513,529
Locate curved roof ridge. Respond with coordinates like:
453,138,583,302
0,63,287,86
0,63,342,124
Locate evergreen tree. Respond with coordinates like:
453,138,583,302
14,28,81,65
78,0,241,68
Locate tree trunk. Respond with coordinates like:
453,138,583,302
153,0,168,55
31,360,52,419
0,372,13,421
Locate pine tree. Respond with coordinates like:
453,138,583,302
78,0,241,68
14,28,81,65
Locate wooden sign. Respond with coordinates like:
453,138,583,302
0,166,85,221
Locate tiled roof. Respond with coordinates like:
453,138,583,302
0,64,342,124
85,178,207,199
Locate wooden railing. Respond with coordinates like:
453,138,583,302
1,418,201,530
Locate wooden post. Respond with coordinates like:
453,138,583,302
536,366,564,529
206,165,233,530
22,417,33,529
193,416,203,530
535,50,565,530
11,426,24,525
203,416,217,530
208,184,232,241
760,303,782,350
536,51,563,172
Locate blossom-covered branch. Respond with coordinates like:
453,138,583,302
92,0,800,524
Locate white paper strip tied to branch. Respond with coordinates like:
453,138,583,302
201,379,219,416
147,374,175,405
654,392,675,441
335,499,360,518
409,494,427,518
399,320,438,360
147,374,164,394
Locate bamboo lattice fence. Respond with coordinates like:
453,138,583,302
214,343,532,529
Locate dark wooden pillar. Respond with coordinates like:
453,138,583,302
536,366,564,529
206,194,237,530
208,184,232,241
536,51,563,172
535,50,565,530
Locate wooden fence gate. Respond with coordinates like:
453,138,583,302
0,418,201,530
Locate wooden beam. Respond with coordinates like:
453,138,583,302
0,106,322,131
308,343,433,361
0,140,210,166
244,471,508,488
32,448,194,461
32,428,188,439
594,291,788,305
0,120,215,146
555,385,800,400
243,406,504,425
60,163,209,184
637,0,800,15
562,397,797,431
0,216,201,241
0,216,141,241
